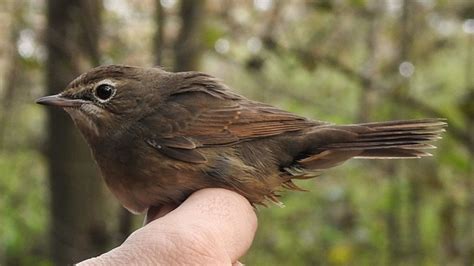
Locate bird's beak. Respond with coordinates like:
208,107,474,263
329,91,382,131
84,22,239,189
35,94,87,108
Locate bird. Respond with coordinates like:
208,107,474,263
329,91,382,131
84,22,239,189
36,64,447,216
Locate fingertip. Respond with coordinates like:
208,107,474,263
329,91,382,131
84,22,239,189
187,188,258,233
171,188,258,261
136,188,257,264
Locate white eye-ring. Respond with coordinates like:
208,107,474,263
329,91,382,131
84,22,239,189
94,80,117,102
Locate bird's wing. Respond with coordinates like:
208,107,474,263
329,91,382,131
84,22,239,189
142,75,325,163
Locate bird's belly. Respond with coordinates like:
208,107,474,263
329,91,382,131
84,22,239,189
96,148,211,213
106,181,148,214
94,140,285,212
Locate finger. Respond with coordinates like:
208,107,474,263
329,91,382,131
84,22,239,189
163,188,258,262
81,189,258,265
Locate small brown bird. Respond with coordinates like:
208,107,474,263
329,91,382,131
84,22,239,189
36,65,446,215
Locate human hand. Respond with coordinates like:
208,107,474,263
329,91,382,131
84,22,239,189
78,188,258,265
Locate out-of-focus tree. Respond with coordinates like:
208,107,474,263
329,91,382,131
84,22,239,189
460,23,474,266
0,1,22,150
154,0,165,66
45,0,111,264
174,0,205,71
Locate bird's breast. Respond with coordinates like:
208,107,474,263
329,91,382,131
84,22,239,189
90,135,210,212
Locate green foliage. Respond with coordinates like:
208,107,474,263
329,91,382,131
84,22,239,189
0,150,49,265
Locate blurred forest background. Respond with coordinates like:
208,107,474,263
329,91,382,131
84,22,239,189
0,0,473,265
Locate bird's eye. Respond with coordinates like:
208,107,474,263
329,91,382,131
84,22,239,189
94,84,115,102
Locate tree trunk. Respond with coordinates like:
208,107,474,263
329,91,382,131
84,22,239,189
0,1,23,150
357,2,381,123
174,0,205,71
386,0,415,264
440,197,460,264
45,0,110,264
461,32,474,266
154,0,165,66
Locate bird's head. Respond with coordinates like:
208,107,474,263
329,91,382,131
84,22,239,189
36,65,169,142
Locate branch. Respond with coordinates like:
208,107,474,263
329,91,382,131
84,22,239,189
314,53,472,153
392,94,473,153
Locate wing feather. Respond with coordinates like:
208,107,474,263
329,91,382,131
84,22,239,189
142,75,323,163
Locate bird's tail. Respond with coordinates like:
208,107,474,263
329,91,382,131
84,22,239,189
290,118,447,175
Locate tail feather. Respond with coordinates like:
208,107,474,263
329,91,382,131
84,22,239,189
323,118,446,156
326,141,437,149
356,118,446,128
359,129,445,137
293,118,447,173
355,148,432,159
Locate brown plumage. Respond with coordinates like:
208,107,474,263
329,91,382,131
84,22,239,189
36,65,447,214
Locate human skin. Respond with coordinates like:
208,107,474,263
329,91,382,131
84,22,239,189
77,188,258,265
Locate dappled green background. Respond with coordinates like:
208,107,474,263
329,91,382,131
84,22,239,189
0,0,473,265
